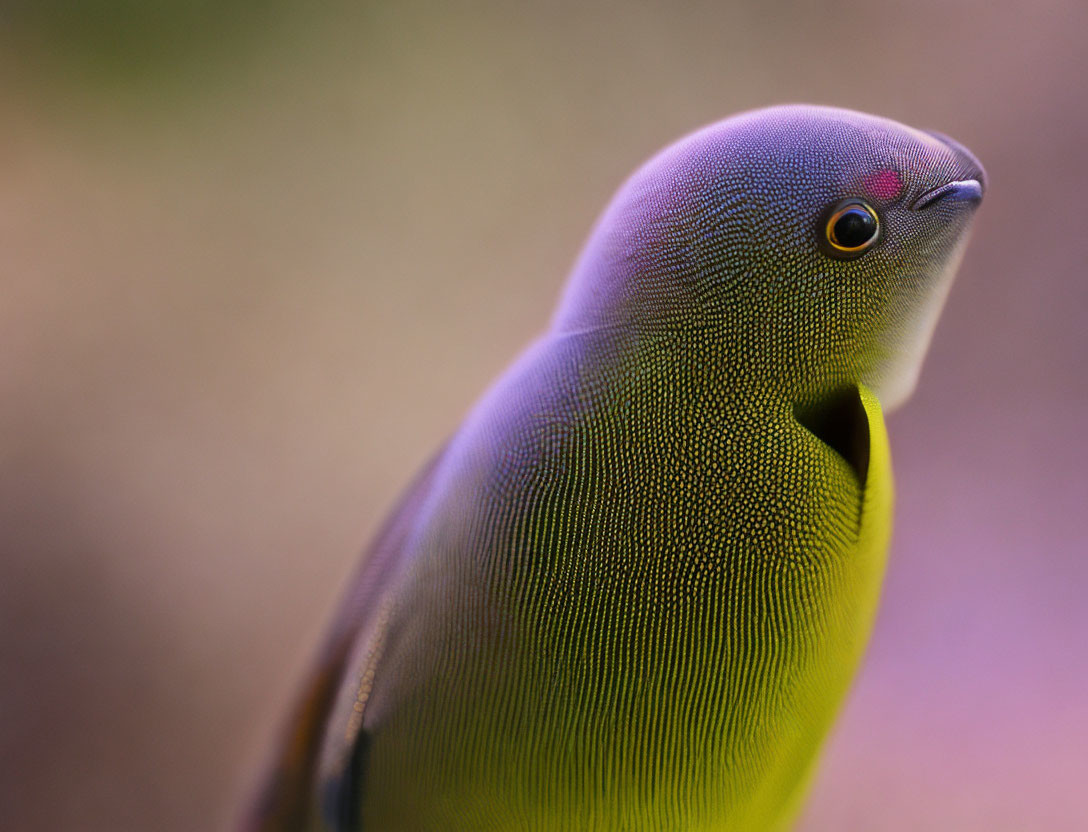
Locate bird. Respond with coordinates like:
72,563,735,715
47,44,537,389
244,105,985,832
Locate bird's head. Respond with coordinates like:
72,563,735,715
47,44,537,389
553,105,985,411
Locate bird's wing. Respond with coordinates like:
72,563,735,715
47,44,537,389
241,444,450,832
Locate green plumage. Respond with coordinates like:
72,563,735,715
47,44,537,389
246,106,983,831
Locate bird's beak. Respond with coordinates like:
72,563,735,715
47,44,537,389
910,178,984,211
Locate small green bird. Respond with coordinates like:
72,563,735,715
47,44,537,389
246,105,984,831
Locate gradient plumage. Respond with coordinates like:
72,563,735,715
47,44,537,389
246,105,984,831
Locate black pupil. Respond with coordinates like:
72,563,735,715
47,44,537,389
833,208,877,248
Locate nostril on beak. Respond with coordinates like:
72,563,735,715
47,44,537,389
910,179,984,211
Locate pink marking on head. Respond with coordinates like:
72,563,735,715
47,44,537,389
864,169,904,201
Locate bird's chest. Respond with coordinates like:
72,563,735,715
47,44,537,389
481,401,858,699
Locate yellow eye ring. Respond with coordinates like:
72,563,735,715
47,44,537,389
822,200,882,259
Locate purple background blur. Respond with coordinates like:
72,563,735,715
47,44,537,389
2,2,1085,829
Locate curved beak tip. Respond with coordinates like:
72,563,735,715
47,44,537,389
910,178,984,211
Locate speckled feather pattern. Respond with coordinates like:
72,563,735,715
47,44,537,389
246,106,983,832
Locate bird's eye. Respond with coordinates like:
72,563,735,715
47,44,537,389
822,200,881,259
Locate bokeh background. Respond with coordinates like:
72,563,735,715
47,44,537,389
2,1,1085,829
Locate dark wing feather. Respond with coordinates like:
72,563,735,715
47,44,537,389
241,444,449,832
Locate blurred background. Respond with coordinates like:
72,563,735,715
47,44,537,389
1,1,1085,829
